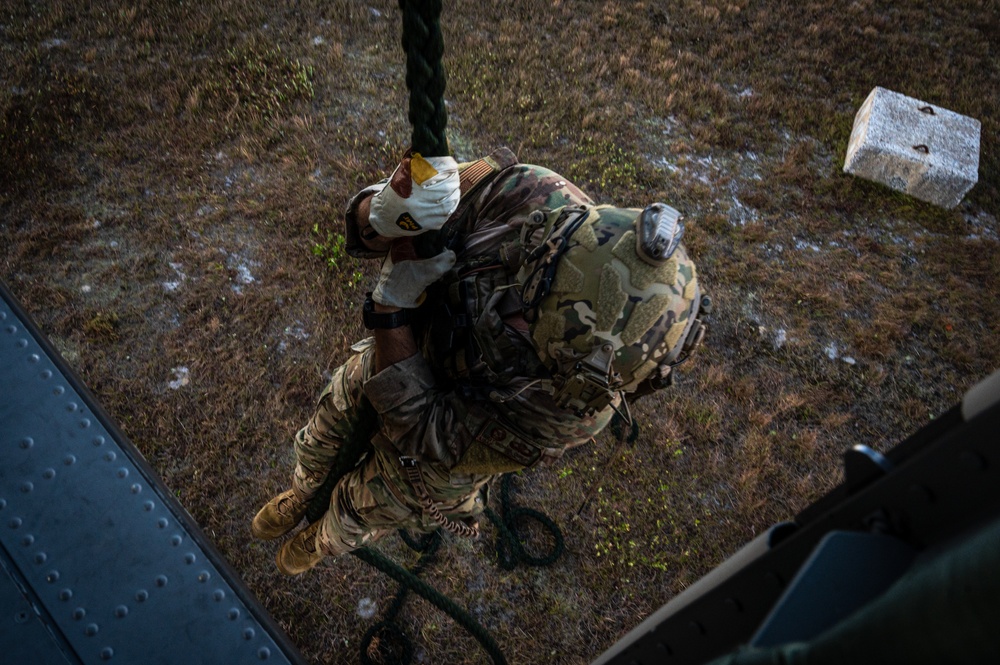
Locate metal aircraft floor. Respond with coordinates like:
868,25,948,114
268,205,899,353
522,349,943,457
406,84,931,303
0,281,306,665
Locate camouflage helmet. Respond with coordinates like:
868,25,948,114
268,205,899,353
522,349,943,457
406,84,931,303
517,203,706,411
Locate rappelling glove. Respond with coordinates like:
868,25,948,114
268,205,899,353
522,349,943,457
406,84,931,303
371,238,456,309
368,150,460,239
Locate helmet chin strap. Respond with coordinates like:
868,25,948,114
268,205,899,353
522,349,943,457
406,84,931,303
610,390,633,429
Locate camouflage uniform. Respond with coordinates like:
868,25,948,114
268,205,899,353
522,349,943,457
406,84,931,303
290,150,621,555
292,147,703,556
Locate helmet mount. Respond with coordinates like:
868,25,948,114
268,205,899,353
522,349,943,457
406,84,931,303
551,342,622,417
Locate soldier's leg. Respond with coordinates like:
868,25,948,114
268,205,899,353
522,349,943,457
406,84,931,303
319,454,489,554
317,451,429,556
276,455,491,574
253,340,375,540
292,341,375,498
276,452,425,574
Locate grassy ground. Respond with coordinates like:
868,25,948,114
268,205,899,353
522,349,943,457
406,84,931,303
2,1,998,663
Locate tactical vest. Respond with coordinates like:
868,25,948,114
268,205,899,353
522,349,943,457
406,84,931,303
413,148,570,474
416,147,544,388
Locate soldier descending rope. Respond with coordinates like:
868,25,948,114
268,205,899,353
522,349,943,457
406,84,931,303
251,0,711,575
252,146,711,574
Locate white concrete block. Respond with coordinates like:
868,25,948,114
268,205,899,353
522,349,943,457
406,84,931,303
844,87,981,208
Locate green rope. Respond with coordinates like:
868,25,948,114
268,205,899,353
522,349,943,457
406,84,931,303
354,473,567,663
398,0,449,156
303,395,506,664
359,532,439,665
485,474,565,570
353,544,508,665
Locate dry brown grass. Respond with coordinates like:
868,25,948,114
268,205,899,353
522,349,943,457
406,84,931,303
2,1,998,663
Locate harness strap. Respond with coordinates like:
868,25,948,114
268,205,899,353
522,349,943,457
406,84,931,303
399,457,480,539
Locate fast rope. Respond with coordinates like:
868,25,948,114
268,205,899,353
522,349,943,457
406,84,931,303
485,474,565,570
304,397,509,665
302,398,571,664
355,476,567,665
359,531,436,665
304,5,561,661
398,0,449,157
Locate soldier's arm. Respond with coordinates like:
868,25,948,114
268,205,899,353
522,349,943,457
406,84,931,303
372,305,418,373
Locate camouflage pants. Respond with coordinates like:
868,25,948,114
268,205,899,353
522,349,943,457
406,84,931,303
291,339,488,556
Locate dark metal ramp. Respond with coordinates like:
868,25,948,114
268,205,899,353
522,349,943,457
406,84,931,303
0,281,306,665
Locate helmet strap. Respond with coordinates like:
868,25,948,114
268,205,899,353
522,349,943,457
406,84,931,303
518,207,590,321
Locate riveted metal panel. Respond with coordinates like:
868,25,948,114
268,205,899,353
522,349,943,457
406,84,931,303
0,545,78,664
0,282,305,665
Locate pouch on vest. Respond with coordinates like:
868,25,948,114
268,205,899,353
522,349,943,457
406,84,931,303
451,416,561,475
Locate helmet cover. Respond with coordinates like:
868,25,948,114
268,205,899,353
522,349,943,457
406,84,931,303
520,204,700,392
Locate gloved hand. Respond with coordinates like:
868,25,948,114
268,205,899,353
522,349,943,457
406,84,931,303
368,151,460,238
371,239,456,309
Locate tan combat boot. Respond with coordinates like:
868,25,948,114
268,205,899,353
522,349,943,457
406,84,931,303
251,489,308,540
276,520,324,575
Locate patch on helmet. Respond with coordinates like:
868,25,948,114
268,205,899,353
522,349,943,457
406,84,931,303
621,293,673,346
551,255,584,293
663,317,689,353
597,264,627,331
683,271,699,300
531,310,565,362
573,214,599,251
612,231,678,290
